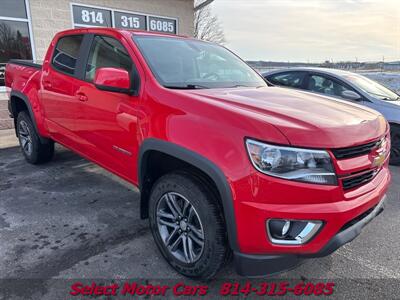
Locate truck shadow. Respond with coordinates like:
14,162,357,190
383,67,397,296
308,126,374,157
0,146,151,276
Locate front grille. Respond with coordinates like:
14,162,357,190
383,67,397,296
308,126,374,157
332,139,382,159
342,169,377,190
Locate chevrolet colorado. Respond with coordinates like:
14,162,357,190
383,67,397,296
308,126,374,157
5,28,390,279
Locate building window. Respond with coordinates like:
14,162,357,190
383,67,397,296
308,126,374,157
0,0,35,90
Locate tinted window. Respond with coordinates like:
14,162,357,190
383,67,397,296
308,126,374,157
0,20,33,87
0,20,33,64
133,36,266,89
308,74,349,97
268,72,306,88
344,74,398,101
85,35,132,82
0,0,27,19
52,35,83,76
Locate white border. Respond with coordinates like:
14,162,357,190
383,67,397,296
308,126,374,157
69,2,179,34
0,0,36,92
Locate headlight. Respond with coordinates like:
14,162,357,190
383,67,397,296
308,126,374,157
246,139,337,185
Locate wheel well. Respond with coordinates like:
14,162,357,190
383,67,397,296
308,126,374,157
10,96,28,117
140,150,223,220
10,96,29,134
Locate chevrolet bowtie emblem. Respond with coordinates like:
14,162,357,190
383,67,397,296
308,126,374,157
373,152,386,168
372,140,387,168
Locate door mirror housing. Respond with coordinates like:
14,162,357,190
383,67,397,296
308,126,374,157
94,67,131,94
341,90,362,101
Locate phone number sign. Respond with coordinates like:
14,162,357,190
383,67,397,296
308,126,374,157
71,4,178,34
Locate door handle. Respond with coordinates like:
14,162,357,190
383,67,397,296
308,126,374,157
43,81,52,88
76,92,88,102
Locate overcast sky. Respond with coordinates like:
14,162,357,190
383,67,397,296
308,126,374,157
212,0,400,62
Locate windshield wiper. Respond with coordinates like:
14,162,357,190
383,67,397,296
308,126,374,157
227,84,248,88
164,84,210,90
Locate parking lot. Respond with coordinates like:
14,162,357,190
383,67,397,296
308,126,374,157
1,129,399,299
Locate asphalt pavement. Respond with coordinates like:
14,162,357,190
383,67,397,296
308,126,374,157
0,129,399,299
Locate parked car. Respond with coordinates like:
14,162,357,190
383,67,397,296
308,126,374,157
5,28,390,279
263,68,400,165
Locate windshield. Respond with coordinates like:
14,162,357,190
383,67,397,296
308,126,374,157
133,35,267,89
344,74,399,101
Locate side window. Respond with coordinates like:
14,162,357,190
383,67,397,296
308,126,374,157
85,35,133,82
52,35,83,75
308,74,350,97
268,72,306,88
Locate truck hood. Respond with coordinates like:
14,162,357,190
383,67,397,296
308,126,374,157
187,87,387,148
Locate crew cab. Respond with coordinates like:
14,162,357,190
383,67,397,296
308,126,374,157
5,28,391,279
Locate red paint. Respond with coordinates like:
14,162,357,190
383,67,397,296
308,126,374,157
5,28,391,256
94,67,130,90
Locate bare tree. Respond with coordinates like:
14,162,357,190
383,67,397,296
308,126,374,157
194,1,225,44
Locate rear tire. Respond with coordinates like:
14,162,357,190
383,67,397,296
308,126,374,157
390,124,400,166
17,111,54,164
148,171,229,280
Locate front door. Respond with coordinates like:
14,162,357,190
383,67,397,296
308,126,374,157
72,34,142,180
306,73,362,104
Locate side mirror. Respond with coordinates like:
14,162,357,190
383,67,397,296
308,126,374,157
341,90,362,101
94,67,131,94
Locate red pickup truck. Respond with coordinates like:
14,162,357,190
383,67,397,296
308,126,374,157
5,28,390,279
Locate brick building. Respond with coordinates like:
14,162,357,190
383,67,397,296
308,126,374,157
0,0,195,92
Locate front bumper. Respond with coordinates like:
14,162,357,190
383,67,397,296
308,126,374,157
234,195,386,277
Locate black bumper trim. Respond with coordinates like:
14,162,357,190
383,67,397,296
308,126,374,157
308,194,385,258
234,195,386,277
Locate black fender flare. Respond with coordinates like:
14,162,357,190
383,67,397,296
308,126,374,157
138,138,239,251
9,90,47,143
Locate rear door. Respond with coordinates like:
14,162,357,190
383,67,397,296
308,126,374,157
41,34,86,146
72,33,142,180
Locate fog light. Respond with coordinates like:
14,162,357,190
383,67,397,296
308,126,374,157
269,220,291,238
282,220,291,236
267,219,323,245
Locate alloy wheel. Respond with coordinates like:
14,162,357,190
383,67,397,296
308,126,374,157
19,120,33,156
156,192,205,264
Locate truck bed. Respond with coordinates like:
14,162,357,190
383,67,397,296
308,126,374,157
5,60,43,109
8,59,42,69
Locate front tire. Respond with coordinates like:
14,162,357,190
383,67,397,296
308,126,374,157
17,111,54,164
390,124,400,166
149,172,229,280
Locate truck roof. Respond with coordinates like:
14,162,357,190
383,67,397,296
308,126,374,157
56,27,190,39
